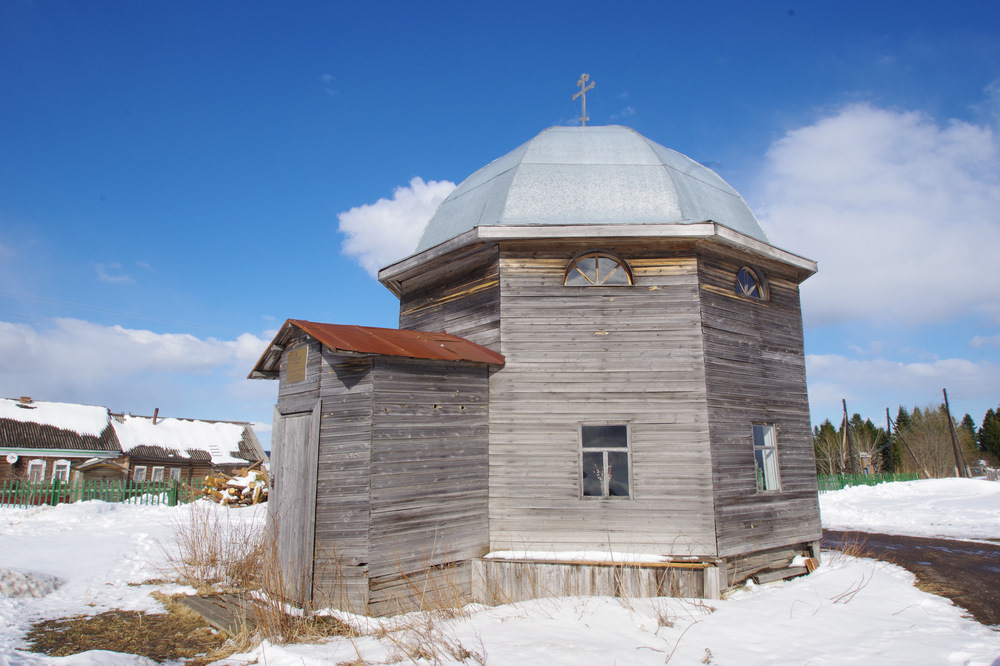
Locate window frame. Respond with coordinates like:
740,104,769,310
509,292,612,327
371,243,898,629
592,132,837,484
27,459,46,482
52,459,71,483
150,466,165,482
132,465,147,483
580,423,632,499
752,423,781,493
169,467,183,482
564,251,634,287
735,266,768,301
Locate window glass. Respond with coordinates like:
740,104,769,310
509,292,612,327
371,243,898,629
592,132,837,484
581,424,631,498
132,466,147,483
752,424,780,492
582,424,628,448
565,252,633,286
607,451,630,496
28,460,45,482
151,466,165,482
169,467,182,482
736,267,766,299
53,460,70,483
582,451,604,497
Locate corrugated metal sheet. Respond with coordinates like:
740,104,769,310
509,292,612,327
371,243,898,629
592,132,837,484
249,319,505,379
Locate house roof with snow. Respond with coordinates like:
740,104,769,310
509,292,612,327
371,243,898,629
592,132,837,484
111,414,265,465
0,397,265,465
0,397,119,456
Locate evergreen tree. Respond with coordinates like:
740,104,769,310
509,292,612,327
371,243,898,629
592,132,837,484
978,408,1000,462
895,406,913,433
960,414,977,445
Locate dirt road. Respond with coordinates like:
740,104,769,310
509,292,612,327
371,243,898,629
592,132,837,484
822,530,1000,628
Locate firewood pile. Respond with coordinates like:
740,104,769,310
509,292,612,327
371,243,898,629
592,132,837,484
202,462,269,506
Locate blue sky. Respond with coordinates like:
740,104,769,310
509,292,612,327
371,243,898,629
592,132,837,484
2,1,999,448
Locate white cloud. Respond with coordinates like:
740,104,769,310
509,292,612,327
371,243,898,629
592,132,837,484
757,102,1000,327
0,318,272,414
338,176,456,277
971,334,1000,348
94,263,134,285
805,353,1000,421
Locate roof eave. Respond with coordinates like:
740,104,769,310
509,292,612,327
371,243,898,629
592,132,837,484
378,222,817,292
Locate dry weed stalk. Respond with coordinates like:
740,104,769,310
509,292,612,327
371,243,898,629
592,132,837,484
158,501,265,592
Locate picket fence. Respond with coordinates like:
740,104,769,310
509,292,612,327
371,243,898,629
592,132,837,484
817,472,923,493
0,478,201,508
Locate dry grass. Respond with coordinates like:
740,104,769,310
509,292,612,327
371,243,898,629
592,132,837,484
23,597,226,664
158,501,265,592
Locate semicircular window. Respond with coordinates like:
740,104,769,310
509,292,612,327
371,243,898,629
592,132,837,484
736,267,767,300
564,252,633,287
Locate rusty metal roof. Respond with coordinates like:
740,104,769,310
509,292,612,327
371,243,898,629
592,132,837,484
249,319,505,379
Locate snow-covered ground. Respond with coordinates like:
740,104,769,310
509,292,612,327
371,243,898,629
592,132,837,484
0,479,998,665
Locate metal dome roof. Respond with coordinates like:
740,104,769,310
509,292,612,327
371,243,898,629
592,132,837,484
415,125,768,253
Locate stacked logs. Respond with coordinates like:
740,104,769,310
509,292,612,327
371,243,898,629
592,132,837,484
202,463,269,506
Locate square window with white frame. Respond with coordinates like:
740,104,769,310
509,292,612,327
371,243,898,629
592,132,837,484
52,459,71,483
169,467,182,482
132,466,147,483
27,459,46,482
581,424,631,498
753,424,780,492
150,466,165,482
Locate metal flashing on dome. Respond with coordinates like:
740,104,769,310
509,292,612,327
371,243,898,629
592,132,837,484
412,125,771,255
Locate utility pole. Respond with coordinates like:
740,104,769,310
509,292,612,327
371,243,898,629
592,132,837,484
842,399,857,475
942,388,969,478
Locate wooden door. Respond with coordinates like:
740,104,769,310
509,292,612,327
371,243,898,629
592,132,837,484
267,401,321,606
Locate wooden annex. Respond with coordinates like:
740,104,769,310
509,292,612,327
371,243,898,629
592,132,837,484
251,125,822,614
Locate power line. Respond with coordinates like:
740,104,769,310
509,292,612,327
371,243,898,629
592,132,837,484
0,289,248,336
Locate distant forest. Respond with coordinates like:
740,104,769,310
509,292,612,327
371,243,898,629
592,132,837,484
813,402,1000,476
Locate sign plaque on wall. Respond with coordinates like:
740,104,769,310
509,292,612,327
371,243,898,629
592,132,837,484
286,346,307,383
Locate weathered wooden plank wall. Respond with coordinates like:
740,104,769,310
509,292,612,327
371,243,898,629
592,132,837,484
697,246,822,559
488,241,717,555
313,353,374,612
366,357,490,614
398,245,501,351
472,559,723,603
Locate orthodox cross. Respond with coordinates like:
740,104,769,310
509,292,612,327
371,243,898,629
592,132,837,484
573,73,595,126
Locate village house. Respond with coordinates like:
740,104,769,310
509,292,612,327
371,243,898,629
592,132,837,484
0,396,266,484
251,124,822,614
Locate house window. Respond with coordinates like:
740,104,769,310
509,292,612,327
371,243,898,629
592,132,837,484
169,467,182,482
150,466,165,482
132,466,147,483
565,252,633,286
581,424,631,498
753,424,780,492
736,267,767,300
52,459,71,483
27,459,45,482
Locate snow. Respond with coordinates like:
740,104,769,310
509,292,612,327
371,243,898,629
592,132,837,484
819,477,1000,540
0,479,998,665
112,415,247,465
0,399,109,438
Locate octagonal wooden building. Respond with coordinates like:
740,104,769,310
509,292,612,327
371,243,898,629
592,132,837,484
252,125,822,614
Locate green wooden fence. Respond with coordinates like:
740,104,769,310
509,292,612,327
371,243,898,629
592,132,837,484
0,478,201,508
817,472,923,493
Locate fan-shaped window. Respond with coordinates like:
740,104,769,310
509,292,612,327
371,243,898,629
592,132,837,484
564,252,633,286
736,267,767,300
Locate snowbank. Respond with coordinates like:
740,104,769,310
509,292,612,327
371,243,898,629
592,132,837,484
820,477,1000,540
